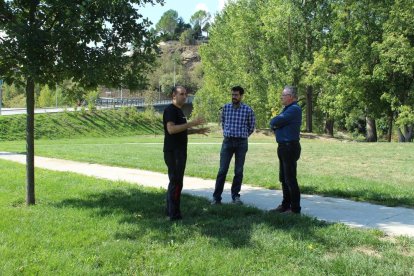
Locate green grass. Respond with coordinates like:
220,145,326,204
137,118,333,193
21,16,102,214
1,159,413,275
1,133,413,207
0,108,162,141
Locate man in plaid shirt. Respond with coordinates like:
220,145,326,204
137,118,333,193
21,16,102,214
211,86,256,205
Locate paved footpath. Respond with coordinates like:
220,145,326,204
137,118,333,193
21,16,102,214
1,152,413,237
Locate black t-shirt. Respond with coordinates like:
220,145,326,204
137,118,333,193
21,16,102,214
163,104,188,152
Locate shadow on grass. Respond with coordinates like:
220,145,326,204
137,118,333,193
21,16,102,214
55,187,331,249
302,185,414,208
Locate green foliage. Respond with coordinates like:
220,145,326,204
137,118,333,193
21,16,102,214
1,0,165,203
372,0,414,138
0,0,163,89
190,10,211,39
37,85,54,108
190,10,211,29
0,109,162,141
196,0,413,140
174,17,192,40
195,0,331,127
5,94,26,108
85,89,100,110
1,83,26,107
156,9,179,40
179,29,196,45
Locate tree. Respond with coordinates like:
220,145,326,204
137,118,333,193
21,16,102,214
190,10,211,39
196,0,331,127
175,17,192,40
202,22,211,38
37,85,54,107
0,0,163,205
258,0,332,131
156,9,179,40
195,0,268,125
373,0,414,142
329,0,392,142
179,29,195,45
1,83,25,107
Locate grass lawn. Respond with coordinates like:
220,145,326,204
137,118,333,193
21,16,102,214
1,159,413,275
1,133,413,207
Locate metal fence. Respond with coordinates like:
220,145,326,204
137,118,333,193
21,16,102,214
95,96,194,109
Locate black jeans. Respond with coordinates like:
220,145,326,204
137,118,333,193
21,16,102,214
213,137,248,201
277,142,301,213
164,149,187,219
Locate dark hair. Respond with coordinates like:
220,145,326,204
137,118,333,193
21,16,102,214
231,86,244,95
171,85,186,96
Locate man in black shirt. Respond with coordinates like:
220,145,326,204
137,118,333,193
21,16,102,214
163,86,208,221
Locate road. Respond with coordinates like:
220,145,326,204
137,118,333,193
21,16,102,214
0,107,112,116
0,107,79,116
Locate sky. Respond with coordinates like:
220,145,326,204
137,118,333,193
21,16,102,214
139,0,229,26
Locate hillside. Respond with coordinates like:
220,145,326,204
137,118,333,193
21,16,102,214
99,41,203,99
158,41,201,71
0,108,162,141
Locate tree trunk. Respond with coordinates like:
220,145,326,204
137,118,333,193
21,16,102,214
305,85,313,133
397,127,405,142
387,113,393,142
366,117,377,142
398,124,414,142
26,78,35,205
324,117,334,137
407,125,414,142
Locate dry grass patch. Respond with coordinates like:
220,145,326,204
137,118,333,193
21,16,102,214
353,246,382,258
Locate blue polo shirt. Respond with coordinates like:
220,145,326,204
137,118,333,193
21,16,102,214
269,101,302,143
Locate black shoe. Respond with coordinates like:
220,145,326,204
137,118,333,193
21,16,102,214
269,204,290,213
282,209,301,215
232,197,243,205
210,199,221,205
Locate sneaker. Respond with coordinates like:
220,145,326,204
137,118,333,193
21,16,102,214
269,204,290,213
232,197,243,205
210,199,221,205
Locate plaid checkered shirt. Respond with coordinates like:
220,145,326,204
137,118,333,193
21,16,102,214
221,103,256,138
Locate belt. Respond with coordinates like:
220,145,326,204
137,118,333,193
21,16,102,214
278,141,299,146
224,137,247,140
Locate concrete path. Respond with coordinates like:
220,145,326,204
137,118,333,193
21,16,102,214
1,152,413,237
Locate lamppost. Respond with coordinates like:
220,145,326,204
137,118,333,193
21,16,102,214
173,62,176,86
0,79,3,115
158,80,161,101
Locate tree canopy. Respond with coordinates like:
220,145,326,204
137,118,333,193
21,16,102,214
0,0,164,204
194,0,413,142
155,9,211,43
156,9,179,40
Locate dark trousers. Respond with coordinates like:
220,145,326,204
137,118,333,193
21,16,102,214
213,137,248,201
164,149,187,219
277,142,301,212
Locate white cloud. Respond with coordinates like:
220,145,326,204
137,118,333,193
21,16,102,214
195,3,209,12
218,0,228,11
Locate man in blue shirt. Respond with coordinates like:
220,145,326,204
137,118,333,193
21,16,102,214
211,86,256,205
269,85,302,214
